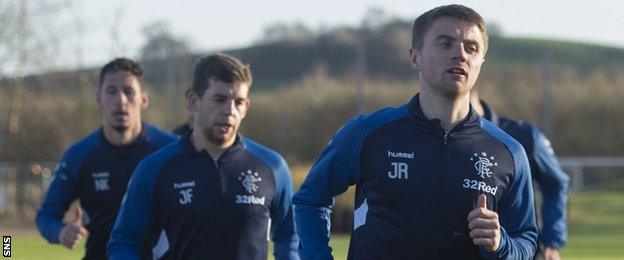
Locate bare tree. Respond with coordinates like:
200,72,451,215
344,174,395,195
138,20,192,127
360,6,391,31
256,21,314,44
139,21,190,61
107,4,127,57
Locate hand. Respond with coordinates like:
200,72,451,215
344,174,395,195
58,207,89,249
467,194,500,252
543,247,560,260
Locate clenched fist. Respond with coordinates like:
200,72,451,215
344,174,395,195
59,207,89,249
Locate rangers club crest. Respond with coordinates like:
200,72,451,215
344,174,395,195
239,170,261,194
469,152,498,179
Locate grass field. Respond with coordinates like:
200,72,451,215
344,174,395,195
1,187,623,259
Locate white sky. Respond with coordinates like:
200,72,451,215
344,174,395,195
25,0,624,70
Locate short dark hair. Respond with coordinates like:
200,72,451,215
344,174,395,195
411,4,488,51
99,58,144,88
191,53,252,97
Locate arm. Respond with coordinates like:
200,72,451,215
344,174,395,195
107,161,156,260
481,148,538,260
270,158,299,260
292,118,363,259
36,154,78,244
529,128,569,249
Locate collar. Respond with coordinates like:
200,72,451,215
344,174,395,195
99,122,149,148
407,93,481,133
180,131,245,159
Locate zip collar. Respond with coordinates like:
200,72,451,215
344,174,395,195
99,122,149,149
180,131,245,160
406,93,481,134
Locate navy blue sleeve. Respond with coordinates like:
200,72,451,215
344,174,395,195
292,117,365,259
36,134,99,244
245,139,300,260
269,155,299,260
107,143,179,259
481,120,538,259
107,161,155,260
35,151,79,243
529,127,569,249
293,106,408,259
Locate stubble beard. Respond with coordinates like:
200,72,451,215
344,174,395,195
429,78,472,100
111,125,129,134
110,118,130,134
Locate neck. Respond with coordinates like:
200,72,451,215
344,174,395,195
102,122,142,146
191,130,236,160
469,94,485,117
418,88,471,132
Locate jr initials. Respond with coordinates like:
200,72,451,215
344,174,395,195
388,162,408,179
179,189,193,204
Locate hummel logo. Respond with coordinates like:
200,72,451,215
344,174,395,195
387,150,414,159
173,181,196,189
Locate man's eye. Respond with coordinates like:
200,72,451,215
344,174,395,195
437,41,450,48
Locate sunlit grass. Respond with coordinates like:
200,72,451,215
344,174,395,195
2,187,623,259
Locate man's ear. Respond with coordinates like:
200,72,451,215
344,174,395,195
409,47,421,71
95,90,102,108
240,99,251,119
141,91,149,109
187,90,200,112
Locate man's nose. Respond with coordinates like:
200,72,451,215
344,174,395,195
452,44,468,61
222,100,235,115
114,91,128,105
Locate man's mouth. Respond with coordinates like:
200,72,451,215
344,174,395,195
446,67,467,76
215,123,233,133
113,111,129,117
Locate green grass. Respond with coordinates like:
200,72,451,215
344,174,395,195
1,236,85,259
2,188,623,259
560,187,624,259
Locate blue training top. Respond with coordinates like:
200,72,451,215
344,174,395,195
107,134,299,260
36,124,178,259
293,94,538,259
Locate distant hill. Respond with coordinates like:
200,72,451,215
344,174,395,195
226,37,624,90
4,23,624,92
117,36,624,90
485,37,624,73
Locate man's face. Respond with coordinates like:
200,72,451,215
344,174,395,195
189,79,250,147
410,17,486,98
97,70,148,133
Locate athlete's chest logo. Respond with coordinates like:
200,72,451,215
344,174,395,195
463,152,499,196
239,170,262,194
470,152,498,179
92,172,110,192
235,170,266,205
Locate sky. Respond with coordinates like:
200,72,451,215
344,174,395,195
13,0,624,71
